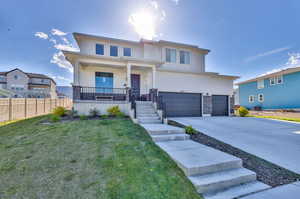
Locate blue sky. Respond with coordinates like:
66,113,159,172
1,0,300,86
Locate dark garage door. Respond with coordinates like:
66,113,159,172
159,92,202,117
212,95,228,116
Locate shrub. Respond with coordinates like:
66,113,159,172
107,106,121,116
238,106,249,117
68,109,78,118
185,126,197,135
116,112,126,118
53,106,67,117
51,114,61,122
89,108,100,117
79,115,88,120
101,115,108,119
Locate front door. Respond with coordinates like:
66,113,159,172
131,74,140,100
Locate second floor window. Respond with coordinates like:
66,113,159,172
276,75,283,84
270,77,276,85
257,79,264,89
110,45,118,57
123,47,132,57
180,50,190,64
96,44,104,55
166,48,176,63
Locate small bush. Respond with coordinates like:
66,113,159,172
53,106,67,117
89,108,100,117
116,112,126,118
185,126,197,135
68,109,78,118
51,115,61,122
107,106,121,116
238,106,249,117
101,115,108,119
79,115,88,120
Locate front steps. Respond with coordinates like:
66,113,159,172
138,108,270,199
136,101,162,124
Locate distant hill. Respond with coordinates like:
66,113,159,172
56,86,72,98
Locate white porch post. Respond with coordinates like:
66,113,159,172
152,66,156,88
127,63,131,88
74,60,80,86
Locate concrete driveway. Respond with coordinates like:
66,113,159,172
170,117,300,174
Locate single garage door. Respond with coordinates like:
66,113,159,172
212,95,228,116
159,92,202,117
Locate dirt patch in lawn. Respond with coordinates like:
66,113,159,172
169,120,300,187
250,110,300,119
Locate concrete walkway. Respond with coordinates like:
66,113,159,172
170,117,300,174
242,182,300,199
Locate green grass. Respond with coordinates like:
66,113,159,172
0,116,202,199
249,115,300,123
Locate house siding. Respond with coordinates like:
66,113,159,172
239,71,300,109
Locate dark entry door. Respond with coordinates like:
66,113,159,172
131,74,140,99
158,92,202,117
212,95,228,116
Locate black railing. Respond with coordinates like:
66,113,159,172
73,86,128,101
157,95,167,123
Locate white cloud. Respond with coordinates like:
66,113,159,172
51,51,73,73
48,74,72,82
245,46,291,62
150,0,158,9
54,44,78,51
171,0,179,5
34,32,48,39
51,28,67,36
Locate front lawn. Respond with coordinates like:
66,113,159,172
0,116,201,199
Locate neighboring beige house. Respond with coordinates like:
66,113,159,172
0,68,57,98
63,32,238,117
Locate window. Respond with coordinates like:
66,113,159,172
249,95,255,103
276,75,283,84
180,50,191,64
14,75,18,80
96,44,104,55
257,79,264,89
123,47,132,57
270,77,276,85
166,48,176,63
258,94,264,102
110,45,118,57
95,72,113,93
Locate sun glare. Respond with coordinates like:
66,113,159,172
129,11,156,40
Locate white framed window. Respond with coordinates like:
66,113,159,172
258,94,264,102
166,48,176,63
276,75,283,84
270,77,276,86
257,79,264,89
180,50,191,64
95,43,104,55
123,47,132,57
249,95,255,103
110,45,118,57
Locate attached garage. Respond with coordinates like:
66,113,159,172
212,95,229,116
158,92,202,117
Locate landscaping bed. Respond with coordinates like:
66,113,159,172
0,116,202,199
249,110,300,120
169,120,300,187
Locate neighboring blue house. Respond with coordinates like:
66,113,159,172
236,67,300,110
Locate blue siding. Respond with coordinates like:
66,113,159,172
239,71,300,109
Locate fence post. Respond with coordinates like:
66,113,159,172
8,98,12,121
36,98,38,116
49,98,52,112
24,98,27,119
44,98,46,113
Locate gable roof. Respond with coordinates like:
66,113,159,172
0,68,56,84
236,66,300,85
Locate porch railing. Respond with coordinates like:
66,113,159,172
73,86,128,101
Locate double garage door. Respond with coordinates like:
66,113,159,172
158,92,228,117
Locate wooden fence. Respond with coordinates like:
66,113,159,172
0,98,72,122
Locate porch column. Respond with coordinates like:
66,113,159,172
74,60,80,86
152,66,156,88
127,63,131,88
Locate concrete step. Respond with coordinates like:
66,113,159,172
156,140,243,176
137,116,160,120
189,168,256,194
137,113,158,117
136,108,156,112
204,181,270,199
141,124,185,135
151,133,190,142
137,110,157,114
135,101,153,105
138,119,162,124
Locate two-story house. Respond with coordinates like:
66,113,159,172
0,68,57,98
236,66,300,110
63,32,238,117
